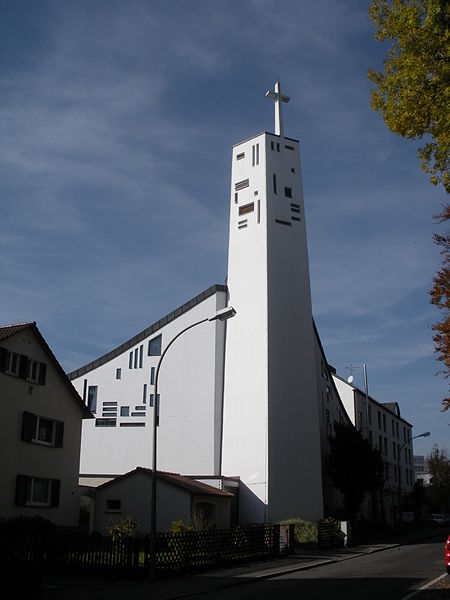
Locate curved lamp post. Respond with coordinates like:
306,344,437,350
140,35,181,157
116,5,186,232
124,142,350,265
149,305,236,578
397,431,430,522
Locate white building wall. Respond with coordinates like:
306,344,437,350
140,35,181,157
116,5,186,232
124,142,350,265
72,289,228,477
222,132,323,523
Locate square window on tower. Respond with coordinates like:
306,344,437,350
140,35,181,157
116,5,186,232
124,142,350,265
284,187,292,198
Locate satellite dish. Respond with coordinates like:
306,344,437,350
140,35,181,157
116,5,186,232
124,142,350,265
347,375,354,384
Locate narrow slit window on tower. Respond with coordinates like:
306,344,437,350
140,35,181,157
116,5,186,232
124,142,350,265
276,143,280,152
285,144,295,151
273,174,277,194
271,141,275,151
238,223,248,230
291,216,301,222
239,202,254,216
129,352,133,369
134,348,138,369
284,187,292,198
234,193,238,204
290,203,300,212
257,199,260,224
251,143,259,166
236,152,245,160
275,219,292,226
139,345,143,368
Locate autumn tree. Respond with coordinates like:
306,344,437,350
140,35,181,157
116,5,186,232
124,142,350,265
326,423,385,520
426,444,450,512
368,0,450,409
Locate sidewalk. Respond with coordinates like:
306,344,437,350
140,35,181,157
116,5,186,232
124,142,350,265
42,542,400,600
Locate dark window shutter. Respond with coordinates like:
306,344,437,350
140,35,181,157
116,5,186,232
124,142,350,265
21,411,36,442
38,363,47,385
55,421,64,448
50,479,60,507
0,347,7,372
15,474,29,505
19,355,28,379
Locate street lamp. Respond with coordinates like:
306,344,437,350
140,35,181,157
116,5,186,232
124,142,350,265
149,305,236,578
397,431,430,523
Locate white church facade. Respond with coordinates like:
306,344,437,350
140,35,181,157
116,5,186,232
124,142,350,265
70,83,412,525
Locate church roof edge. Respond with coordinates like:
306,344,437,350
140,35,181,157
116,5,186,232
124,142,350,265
68,283,228,380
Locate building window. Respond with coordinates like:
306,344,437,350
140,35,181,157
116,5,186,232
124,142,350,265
393,441,397,458
368,405,372,425
235,179,249,191
120,422,145,427
150,367,155,385
143,383,147,403
149,394,160,408
252,144,259,166
285,144,295,151
5,351,21,376
106,499,121,513
239,202,254,216
236,152,245,161
377,411,382,429
321,360,328,380
384,438,388,455
15,475,60,507
134,348,138,369
392,419,395,436
116,368,121,380
383,414,386,432
378,435,382,451
129,352,133,369
273,174,277,194
87,386,98,413
148,335,162,356
139,345,143,369
271,141,275,150
284,187,292,198
21,412,64,448
234,192,238,204
396,422,399,438
26,359,47,385
120,406,129,417
95,418,116,427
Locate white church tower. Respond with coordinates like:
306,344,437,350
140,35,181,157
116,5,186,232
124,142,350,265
222,82,324,523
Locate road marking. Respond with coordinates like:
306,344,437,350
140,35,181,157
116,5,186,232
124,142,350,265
399,573,448,600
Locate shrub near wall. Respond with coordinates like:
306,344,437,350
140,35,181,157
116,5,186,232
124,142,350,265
279,519,318,546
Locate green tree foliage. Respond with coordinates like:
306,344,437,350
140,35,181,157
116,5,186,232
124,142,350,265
426,444,450,511
368,1,450,409
326,423,385,520
368,0,449,191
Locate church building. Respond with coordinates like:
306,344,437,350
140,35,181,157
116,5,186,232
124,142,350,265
69,83,399,525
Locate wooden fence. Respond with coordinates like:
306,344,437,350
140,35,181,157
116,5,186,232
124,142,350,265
0,524,293,578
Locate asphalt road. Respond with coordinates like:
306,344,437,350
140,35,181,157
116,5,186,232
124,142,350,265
196,537,448,600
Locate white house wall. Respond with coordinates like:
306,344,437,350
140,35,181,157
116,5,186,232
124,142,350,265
72,289,228,477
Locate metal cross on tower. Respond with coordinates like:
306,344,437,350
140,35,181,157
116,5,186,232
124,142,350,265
265,81,290,137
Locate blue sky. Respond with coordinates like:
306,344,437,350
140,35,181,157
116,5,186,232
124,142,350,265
1,0,448,455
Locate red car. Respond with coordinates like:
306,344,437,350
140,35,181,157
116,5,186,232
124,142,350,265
446,534,450,574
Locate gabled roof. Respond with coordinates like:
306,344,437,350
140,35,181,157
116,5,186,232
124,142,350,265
68,283,228,380
0,321,92,418
96,467,233,497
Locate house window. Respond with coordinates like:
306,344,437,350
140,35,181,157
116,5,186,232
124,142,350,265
116,368,121,380
106,499,121,513
26,359,47,385
15,475,60,507
95,418,116,427
148,335,162,356
284,187,292,198
239,203,254,216
120,406,129,417
21,412,64,448
5,351,20,376
87,386,98,413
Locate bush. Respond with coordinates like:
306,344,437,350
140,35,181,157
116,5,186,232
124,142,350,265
107,516,137,541
279,518,318,545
